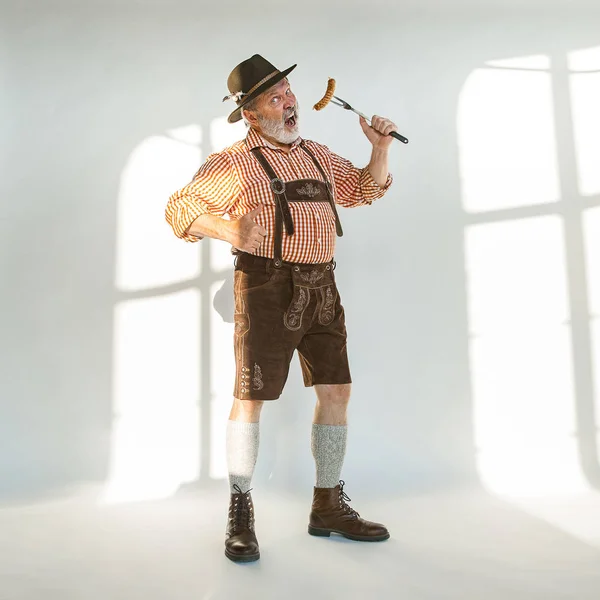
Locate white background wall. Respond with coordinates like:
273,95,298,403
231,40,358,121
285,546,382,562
1,0,600,504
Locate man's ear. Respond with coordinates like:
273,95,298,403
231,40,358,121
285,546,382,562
242,108,258,126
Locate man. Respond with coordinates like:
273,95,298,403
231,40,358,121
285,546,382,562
165,54,397,563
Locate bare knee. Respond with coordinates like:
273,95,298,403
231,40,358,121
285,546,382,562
229,397,264,422
314,383,351,407
313,384,351,425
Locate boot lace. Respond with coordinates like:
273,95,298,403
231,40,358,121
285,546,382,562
230,484,254,532
338,480,360,519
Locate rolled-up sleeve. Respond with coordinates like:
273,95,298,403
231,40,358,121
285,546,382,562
165,152,240,242
329,150,393,208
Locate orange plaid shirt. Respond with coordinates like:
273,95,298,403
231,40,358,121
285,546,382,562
165,127,393,264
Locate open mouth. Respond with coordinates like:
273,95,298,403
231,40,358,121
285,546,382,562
284,114,297,128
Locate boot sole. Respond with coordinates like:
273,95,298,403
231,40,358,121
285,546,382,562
308,525,390,542
225,548,260,563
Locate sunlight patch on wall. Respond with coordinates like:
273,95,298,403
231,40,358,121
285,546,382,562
465,217,587,495
210,116,246,153
568,46,600,72
583,207,600,459
466,217,569,331
486,55,550,70
116,131,202,291
568,47,600,197
103,290,201,504
166,124,203,146
458,63,560,213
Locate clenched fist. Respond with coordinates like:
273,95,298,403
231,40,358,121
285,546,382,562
359,115,398,150
226,205,267,253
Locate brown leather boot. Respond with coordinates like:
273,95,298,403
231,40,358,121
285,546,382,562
224,484,260,562
308,480,390,542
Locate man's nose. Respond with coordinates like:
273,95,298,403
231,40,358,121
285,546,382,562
284,92,296,109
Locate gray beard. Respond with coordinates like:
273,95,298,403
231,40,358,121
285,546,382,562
257,103,300,144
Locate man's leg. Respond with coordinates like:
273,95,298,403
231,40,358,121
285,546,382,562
309,383,389,542
227,398,263,493
296,269,389,541
225,398,264,563
311,384,350,487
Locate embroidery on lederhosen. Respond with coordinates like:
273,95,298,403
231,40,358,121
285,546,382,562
233,271,251,396
318,285,336,326
296,182,322,198
284,287,310,331
252,363,264,391
234,315,250,337
299,270,325,285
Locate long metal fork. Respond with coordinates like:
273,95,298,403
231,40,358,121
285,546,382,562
330,95,409,144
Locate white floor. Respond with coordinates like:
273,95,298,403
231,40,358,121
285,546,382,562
3,485,600,600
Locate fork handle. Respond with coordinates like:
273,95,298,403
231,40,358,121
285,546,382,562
351,107,409,144
390,131,409,144
359,111,409,144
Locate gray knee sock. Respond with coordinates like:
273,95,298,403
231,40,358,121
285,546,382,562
311,424,347,488
226,420,260,494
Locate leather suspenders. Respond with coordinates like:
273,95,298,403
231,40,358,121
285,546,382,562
298,142,343,238
249,141,343,265
249,147,293,266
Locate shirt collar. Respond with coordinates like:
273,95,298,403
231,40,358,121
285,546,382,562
246,127,303,152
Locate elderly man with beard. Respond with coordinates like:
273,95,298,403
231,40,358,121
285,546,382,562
165,54,397,563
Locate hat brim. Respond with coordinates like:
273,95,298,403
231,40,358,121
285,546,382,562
227,64,297,124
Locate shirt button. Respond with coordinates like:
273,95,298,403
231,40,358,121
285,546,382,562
317,238,322,244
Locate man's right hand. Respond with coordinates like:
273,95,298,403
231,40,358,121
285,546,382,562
226,205,267,253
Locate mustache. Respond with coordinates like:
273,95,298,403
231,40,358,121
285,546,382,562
283,106,298,120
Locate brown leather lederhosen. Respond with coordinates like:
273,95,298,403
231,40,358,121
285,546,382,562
246,140,343,265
